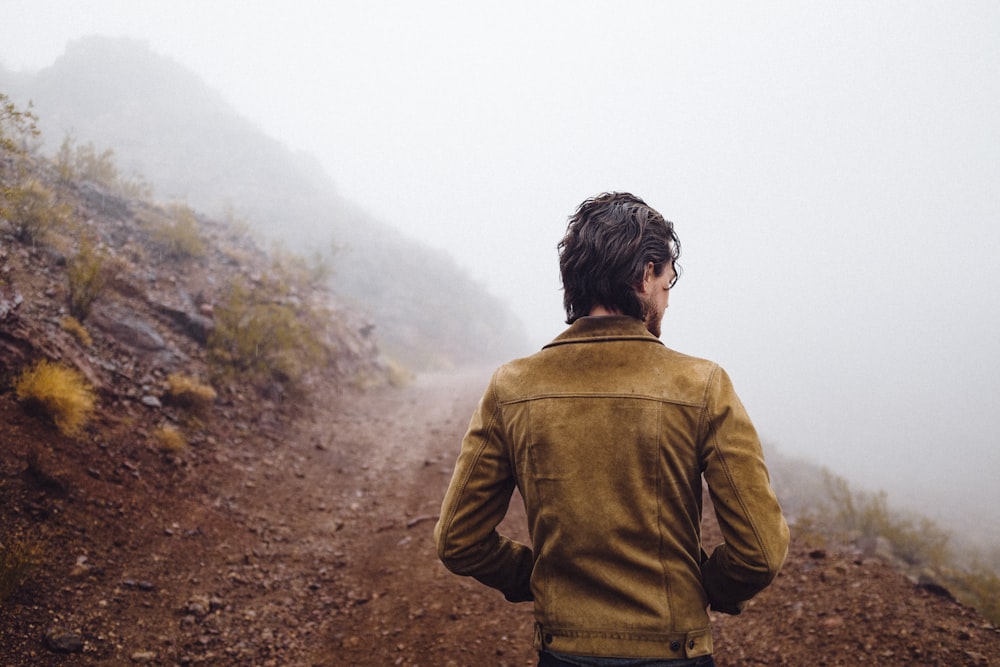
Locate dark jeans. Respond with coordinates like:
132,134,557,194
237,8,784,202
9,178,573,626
538,651,716,667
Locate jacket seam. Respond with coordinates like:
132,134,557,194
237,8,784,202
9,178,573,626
654,405,676,624
499,393,704,409
706,367,774,574
438,373,503,552
543,335,665,349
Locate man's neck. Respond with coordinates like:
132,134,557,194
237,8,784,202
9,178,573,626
588,305,622,317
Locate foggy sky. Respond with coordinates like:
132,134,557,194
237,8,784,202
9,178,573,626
3,1,999,538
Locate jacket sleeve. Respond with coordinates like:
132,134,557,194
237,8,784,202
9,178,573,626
699,365,789,614
434,373,534,602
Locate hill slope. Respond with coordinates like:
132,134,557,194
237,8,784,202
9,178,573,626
0,36,530,369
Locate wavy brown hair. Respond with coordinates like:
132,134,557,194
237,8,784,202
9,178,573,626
558,192,681,324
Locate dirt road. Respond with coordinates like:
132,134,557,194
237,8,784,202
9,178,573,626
272,368,538,666
5,366,997,666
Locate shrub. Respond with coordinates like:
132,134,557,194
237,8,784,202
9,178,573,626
164,373,216,416
66,238,109,321
821,471,951,567
60,315,93,347
0,534,42,605
148,203,205,260
1,179,67,245
54,132,77,182
269,243,335,290
15,359,96,437
154,425,187,453
54,133,152,199
0,93,39,154
386,358,414,387
776,459,998,624
208,277,325,387
70,140,118,187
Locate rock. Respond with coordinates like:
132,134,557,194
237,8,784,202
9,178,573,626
130,650,156,662
89,306,167,352
43,627,84,653
140,395,162,407
185,595,212,618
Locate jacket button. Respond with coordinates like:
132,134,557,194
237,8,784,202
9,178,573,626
688,640,696,649
545,634,553,644
670,641,681,652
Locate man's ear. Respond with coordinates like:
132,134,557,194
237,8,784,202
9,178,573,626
637,261,656,294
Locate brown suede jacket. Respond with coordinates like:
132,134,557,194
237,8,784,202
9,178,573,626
435,316,789,659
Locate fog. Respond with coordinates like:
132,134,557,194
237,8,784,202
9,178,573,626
3,2,999,541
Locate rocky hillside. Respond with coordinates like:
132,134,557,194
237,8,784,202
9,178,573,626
0,36,530,370
0,107,388,661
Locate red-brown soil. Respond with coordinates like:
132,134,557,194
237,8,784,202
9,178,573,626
4,366,998,666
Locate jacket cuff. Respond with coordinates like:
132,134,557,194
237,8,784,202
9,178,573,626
701,547,749,615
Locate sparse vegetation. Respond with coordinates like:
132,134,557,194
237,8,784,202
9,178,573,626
778,464,1000,623
0,179,68,245
208,275,327,388
14,359,96,437
54,133,152,199
820,471,951,568
0,533,42,605
164,373,216,417
947,555,1000,623
0,93,39,154
385,357,414,387
269,242,335,290
154,425,187,453
143,202,206,260
66,237,109,321
60,315,93,347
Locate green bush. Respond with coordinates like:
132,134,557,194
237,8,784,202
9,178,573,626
820,471,951,567
144,203,205,260
54,132,77,182
269,243,335,290
64,138,117,187
208,276,326,387
795,470,1000,623
54,133,152,199
946,559,1000,623
67,237,109,321
0,93,39,154
1,179,67,244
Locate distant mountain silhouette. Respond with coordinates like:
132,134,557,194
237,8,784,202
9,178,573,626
0,36,529,368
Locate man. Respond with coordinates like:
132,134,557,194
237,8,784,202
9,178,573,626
435,192,789,666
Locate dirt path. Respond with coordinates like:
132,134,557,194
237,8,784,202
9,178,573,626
5,365,999,666
256,368,537,666
227,368,1000,667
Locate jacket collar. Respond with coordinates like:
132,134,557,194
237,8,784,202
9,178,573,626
543,316,665,349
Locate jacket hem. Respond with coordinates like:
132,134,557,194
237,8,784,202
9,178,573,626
533,622,713,659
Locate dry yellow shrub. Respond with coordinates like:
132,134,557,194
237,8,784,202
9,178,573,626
60,315,92,347
15,360,96,437
164,373,216,415
154,425,186,453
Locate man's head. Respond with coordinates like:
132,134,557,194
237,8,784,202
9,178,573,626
558,192,681,336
